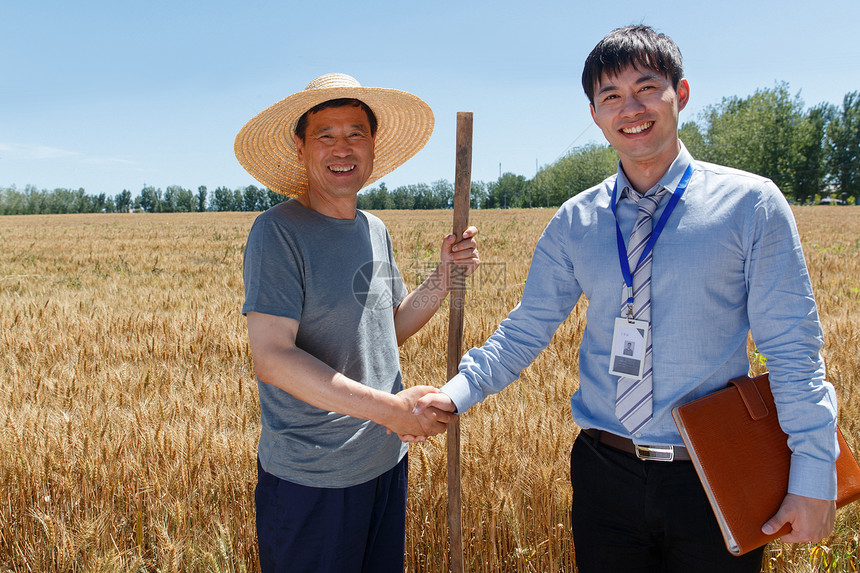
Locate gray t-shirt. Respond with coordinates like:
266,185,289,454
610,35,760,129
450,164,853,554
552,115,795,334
242,200,409,488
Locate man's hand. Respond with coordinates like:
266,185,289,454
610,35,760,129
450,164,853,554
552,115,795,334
441,225,480,278
385,386,457,441
394,392,459,443
393,226,480,345
413,391,457,416
761,493,836,543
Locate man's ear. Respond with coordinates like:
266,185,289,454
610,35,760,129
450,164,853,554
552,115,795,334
676,78,690,112
589,103,598,126
294,134,304,162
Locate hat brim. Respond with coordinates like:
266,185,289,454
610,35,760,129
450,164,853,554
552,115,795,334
234,85,434,198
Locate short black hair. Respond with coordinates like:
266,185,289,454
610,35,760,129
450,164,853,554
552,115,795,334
582,25,684,106
294,98,378,141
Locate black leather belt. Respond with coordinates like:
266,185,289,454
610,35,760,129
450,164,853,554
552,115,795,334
582,428,691,462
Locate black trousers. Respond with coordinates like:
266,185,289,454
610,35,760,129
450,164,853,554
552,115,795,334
255,456,408,573
570,432,766,572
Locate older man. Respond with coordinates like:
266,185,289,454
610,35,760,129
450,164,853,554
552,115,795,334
235,73,478,572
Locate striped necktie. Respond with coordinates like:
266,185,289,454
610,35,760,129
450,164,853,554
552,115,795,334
615,185,667,434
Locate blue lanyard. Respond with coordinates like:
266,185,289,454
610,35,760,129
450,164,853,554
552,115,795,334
611,164,693,313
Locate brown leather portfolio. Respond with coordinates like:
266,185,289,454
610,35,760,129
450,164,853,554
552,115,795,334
671,372,860,556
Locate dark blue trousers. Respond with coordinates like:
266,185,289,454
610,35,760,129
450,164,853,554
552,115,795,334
570,432,765,572
255,455,408,573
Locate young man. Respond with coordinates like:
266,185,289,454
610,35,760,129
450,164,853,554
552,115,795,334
235,73,478,572
415,26,837,571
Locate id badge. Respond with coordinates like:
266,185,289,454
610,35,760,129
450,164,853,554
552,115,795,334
609,317,649,379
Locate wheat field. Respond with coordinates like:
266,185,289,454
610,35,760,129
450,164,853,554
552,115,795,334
1,206,858,572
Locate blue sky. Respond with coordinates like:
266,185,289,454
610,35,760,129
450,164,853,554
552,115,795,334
2,0,859,198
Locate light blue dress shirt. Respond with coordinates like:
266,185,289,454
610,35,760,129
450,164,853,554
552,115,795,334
442,144,838,500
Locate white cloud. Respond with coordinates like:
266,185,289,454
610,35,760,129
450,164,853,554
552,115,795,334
0,143,136,168
0,142,82,160
82,156,136,166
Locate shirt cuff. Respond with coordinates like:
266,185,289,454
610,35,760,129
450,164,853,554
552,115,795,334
440,373,479,414
787,452,837,500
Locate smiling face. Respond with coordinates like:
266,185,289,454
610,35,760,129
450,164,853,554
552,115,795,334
294,103,376,210
589,65,689,190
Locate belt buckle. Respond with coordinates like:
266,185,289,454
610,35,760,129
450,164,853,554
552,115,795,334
635,444,674,462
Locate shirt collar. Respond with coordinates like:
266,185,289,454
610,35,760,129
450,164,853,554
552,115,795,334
613,141,695,205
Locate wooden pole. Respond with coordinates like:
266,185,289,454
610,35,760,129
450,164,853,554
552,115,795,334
447,111,472,573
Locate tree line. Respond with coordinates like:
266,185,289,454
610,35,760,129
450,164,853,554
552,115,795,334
502,84,858,208
1,84,856,216
680,85,858,205
0,184,290,216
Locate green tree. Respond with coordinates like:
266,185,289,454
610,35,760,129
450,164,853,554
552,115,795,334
696,83,805,199
115,189,132,212
794,103,834,204
389,185,415,210
471,181,488,209
94,192,108,212
825,91,860,201
243,185,262,211
408,183,434,209
72,188,95,213
139,186,161,213
486,173,528,208
212,186,233,211
163,186,194,212
0,186,24,214
533,143,618,206
678,121,708,159
8,185,40,214
176,187,195,212
357,182,391,210
266,189,286,209
196,186,208,211
430,179,453,209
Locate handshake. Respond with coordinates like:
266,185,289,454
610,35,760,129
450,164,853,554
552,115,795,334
385,386,458,443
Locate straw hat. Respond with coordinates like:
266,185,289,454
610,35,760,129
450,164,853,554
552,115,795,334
234,73,434,198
